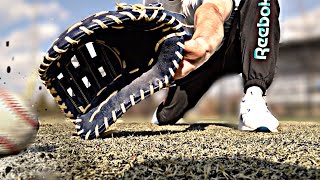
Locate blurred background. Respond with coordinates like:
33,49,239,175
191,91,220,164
0,0,319,121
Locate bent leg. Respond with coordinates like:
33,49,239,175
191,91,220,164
239,0,280,93
155,11,242,125
156,60,226,125
238,0,280,132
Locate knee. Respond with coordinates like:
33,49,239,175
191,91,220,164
157,103,187,125
156,93,191,124
157,110,182,125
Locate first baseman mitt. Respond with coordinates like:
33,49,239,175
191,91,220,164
39,3,189,140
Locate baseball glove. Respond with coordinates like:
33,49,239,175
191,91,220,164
39,3,189,140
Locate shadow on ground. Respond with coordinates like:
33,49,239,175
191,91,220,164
121,155,320,179
27,144,58,153
101,122,238,138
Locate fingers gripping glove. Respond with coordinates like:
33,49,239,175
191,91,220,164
39,3,189,140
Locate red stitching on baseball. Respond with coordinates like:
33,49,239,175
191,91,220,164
0,136,18,153
0,91,39,129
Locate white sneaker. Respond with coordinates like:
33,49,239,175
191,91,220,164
151,107,160,125
238,86,279,132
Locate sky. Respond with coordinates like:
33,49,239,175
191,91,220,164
0,0,319,100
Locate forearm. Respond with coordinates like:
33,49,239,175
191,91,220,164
173,0,233,79
193,0,233,58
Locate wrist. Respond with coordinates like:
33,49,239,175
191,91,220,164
194,34,221,57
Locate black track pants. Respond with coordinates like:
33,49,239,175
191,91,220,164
156,0,281,125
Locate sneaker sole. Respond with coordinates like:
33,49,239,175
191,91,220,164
238,118,278,132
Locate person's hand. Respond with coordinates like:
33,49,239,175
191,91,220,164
173,0,232,80
174,37,216,80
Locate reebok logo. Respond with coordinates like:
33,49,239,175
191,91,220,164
254,0,271,60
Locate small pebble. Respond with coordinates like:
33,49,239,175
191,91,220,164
7,66,11,73
5,166,12,174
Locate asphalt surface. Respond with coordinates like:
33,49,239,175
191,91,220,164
0,117,319,179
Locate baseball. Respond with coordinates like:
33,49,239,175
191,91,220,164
0,89,39,157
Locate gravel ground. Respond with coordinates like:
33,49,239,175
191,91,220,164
0,117,319,179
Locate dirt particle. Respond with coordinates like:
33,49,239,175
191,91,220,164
48,154,54,159
39,86,42,90
5,166,12,174
6,41,9,47
7,66,11,73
